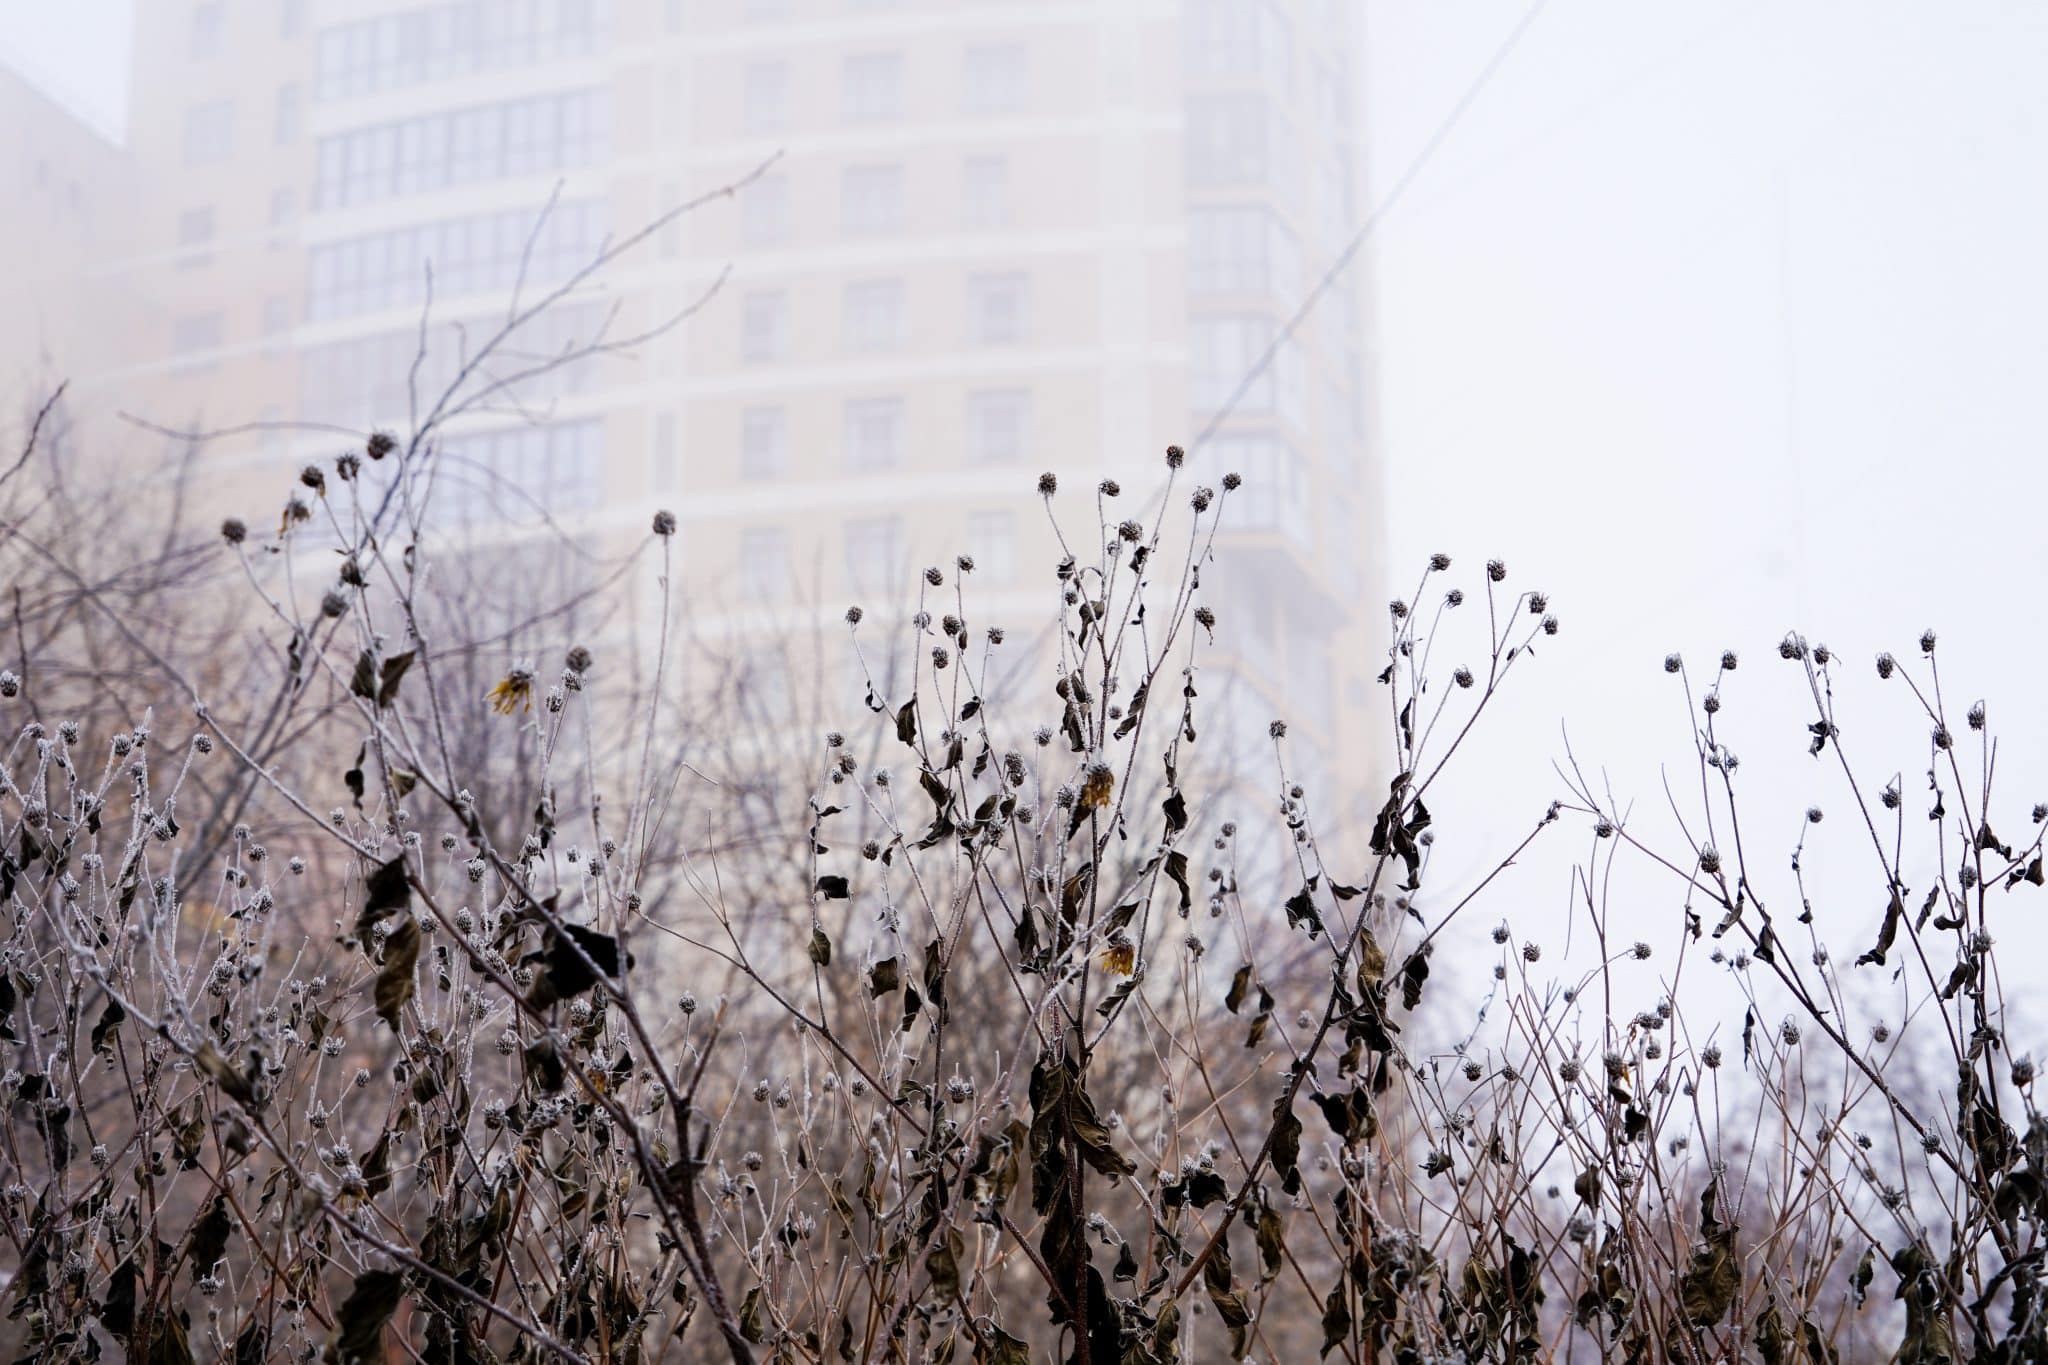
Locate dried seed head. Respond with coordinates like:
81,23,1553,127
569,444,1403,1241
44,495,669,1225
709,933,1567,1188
845,605,863,625
1806,806,1823,823
366,431,396,460
651,509,677,536
1487,558,1506,582
1429,553,1451,571
1268,719,1287,740
1098,478,1121,497
1919,628,1937,654
1165,444,1184,468
221,517,248,545
1720,650,1738,671
956,554,975,573
1453,667,1474,689
1876,651,1896,679
924,565,943,586
1698,846,1722,875
1222,471,1241,490
1191,486,1214,512
1038,471,1058,495
1968,701,1986,731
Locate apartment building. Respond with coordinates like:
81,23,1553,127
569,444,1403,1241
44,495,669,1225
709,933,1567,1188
0,66,138,417
98,0,1382,814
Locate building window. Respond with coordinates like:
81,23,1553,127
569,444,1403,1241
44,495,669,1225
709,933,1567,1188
171,312,224,368
1187,207,1301,299
843,398,903,471
738,527,788,601
842,280,904,352
740,406,788,481
961,43,1027,115
842,52,903,121
840,164,903,236
965,510,1016,584
438,419,604,522
654,411,679,489
191,4,225,58
844,515,902,595
1207,435,1310,542
743,61,791,133
966,272,1029,345
1190,315,1305,423
741,290,790,363
261,296,292,358
183,101,235,165
306,199,609,321
312,90,610,209
314,2,609,101
966,389,1030,464
301,304,604,426
961,155,1009,230
1186,95,1284,187
269,186,297,227
275,83,303,144
177,207,216,267
280,0,307,38
741,176,791,246
1185,0,1294,87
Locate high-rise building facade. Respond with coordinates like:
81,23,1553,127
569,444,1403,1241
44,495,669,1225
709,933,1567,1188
69,0,1382,812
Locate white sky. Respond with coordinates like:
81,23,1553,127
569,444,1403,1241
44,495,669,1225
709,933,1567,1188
1363,0,2048,1034
0,1,131,138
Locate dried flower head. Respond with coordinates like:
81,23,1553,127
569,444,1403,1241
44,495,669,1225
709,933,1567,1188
651,509,677,536
1165,444,1184,468
1038,472,1058,496
487,665,536,716
221,517,248,545
366,430,396,460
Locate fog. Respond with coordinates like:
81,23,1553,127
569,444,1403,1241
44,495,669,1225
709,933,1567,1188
8,0,2048,987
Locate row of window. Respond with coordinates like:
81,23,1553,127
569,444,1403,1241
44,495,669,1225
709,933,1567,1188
306,198,608,321
735,158,1014,247
315,1,607,101
297,301,606,425
738,272,1029,362
739,41,1026,133
312,90,608,210
436,418,605,520
737,509,1017,601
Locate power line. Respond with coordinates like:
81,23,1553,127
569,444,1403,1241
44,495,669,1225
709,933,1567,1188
1188,0,1551,455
